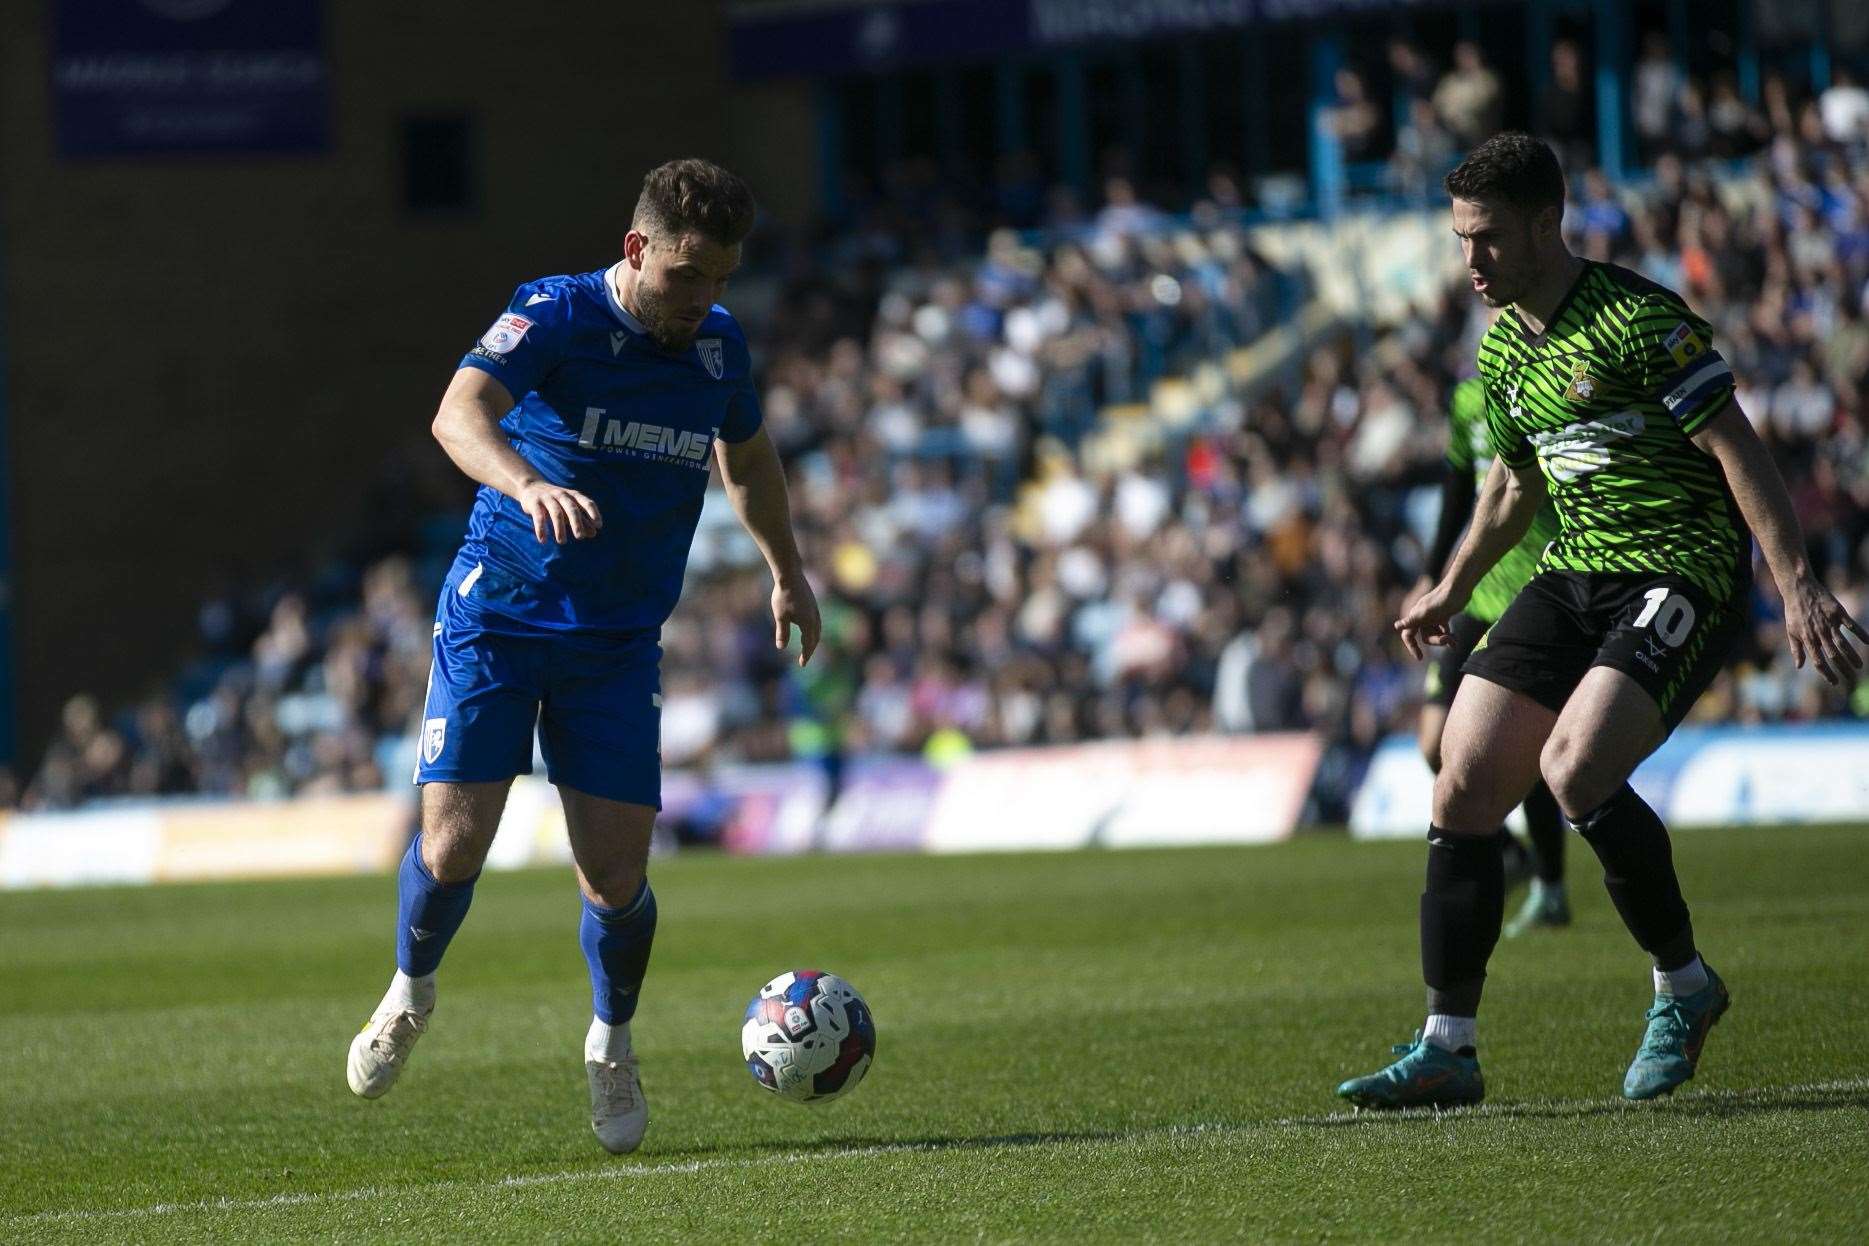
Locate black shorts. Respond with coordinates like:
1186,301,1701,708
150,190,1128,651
1424,611,1490,709
1461,570,1746,730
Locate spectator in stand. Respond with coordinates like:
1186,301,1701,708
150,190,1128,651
1433,41,1504,148
126,701,197,798
1535,38,1596,172
1632,31,1685,163
1708,72,1771,158
1821,67,1869,153
1393,98,1459,200
24,695,128,809
1326,67,1384,163
1672,80,1715,162
1573,168,1633,250
1388,37,1436,113
1763,72,1799,140
1094,176,1165,243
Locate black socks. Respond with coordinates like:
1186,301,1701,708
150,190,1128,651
1521,780,1567,886
1420,827,1505,1017
1572,784,1696,971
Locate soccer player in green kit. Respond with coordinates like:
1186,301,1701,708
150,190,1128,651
1414,376,1569,936
1339,134,1866,1107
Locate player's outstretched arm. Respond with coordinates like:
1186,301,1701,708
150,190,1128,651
431,368,601,544
716,426,820,666
1396,459,1544,659
1692,402,1868,684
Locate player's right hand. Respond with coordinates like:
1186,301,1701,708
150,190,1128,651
1395,581,1458,661
517,481,603,543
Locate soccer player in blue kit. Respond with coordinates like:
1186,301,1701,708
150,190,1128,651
346,159,820,1154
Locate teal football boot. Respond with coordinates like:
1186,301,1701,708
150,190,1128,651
1336,1032,1484,1109
1623,964,1730,1101
1503,879,1572,938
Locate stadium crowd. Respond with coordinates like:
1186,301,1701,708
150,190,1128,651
19,53,1869,813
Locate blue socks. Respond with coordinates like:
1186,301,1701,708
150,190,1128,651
395,834,478,977
580,881,658,1025
390,836,655,1026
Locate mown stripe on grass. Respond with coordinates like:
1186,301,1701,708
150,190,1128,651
11,1078,1866,1229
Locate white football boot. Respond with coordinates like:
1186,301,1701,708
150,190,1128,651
586,1018,649,1154
347,975,433,1099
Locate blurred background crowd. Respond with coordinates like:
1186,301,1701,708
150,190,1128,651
21,37,1869,814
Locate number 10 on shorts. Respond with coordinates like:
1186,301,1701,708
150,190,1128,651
1634,587,1696,648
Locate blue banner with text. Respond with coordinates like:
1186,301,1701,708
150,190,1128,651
52,0,327,156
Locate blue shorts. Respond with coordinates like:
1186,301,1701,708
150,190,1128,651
415,580,663,807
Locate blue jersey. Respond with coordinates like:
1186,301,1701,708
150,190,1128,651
451,266,761,634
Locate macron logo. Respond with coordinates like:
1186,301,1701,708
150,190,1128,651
610,330,629,355
525,291,555,306
410,927,438,942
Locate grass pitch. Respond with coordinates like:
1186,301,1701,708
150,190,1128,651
3,824,1866,1242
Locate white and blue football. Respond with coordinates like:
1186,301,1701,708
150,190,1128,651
741,970,876,1105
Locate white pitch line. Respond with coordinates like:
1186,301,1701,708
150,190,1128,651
10,1079,1865,1229
7,1140,949,1229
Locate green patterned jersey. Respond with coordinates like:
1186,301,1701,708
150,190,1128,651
1475,261,1751,603
1446,377,1564,623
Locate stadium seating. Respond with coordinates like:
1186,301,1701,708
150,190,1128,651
21,74,1869,814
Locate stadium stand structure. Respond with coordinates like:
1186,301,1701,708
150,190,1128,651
18,70,1869,827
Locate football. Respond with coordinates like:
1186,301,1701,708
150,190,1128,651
740,970,876,1104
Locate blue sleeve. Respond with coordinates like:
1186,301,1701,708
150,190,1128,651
717,321,763,444
457,281,568,401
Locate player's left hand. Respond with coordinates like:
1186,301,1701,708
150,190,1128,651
772,574,822,667
1782,572,1868,686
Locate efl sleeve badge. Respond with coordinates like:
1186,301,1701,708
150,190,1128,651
1662,321,1705,369
477,312,535,357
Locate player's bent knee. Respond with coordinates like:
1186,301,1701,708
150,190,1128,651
417,781,508,881
1431,764,1503,835
577,842,650,907
1553,770,1624,822
1537,735,1573,807
1540,736,1619,820
421,829,490,884
581,862,648,908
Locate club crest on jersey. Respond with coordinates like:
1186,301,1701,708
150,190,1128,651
422,717,447,765
1662,321,1706,369
1564,360,1598,401
696,338,724,380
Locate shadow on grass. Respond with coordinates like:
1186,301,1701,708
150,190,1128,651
652,1127,1129,1163
1282,1079,1869,1129
624,1078,1869,1168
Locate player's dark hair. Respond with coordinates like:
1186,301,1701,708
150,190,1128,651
1444,132,1566,217
632,158,758,246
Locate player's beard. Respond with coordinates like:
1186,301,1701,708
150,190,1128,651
632,281,698,352
1473,261,1526,308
